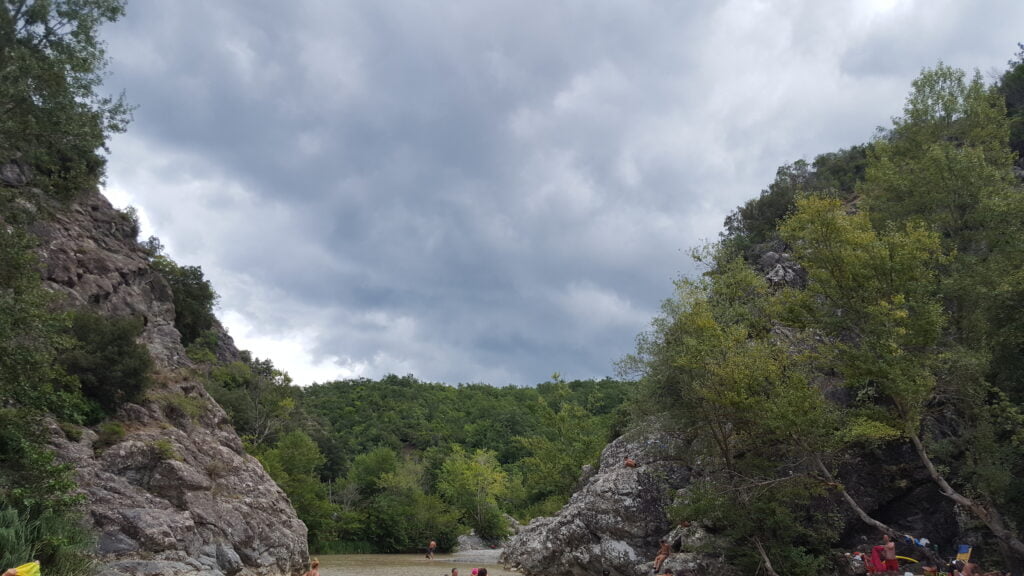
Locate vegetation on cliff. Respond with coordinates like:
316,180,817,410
624,60,1024,575
0,1,141,574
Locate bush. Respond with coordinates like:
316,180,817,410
59,311,152,414
149,254,218,347
0,506,94,576
185,329,219,364
94,421,125,451
155,392,206,424
149,439,180,461
58,422,82,442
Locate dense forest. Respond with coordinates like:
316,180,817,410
3,0,1024,573
190,361,630,553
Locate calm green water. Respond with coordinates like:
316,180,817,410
316,553,518,576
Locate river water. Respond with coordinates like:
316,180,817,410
316,552,518,576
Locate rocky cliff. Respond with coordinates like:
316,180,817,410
503,251,961,576
22,185,308,576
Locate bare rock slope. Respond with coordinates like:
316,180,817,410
28,189,308,576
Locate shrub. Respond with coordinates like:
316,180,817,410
0,506,94,576
94,421,125,451
155,392,206,424
149,439,180,461
149,254,218,347
59,311,152,414
58,422,82,442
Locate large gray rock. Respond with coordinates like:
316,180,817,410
502,424,728,576
26,189,309,576
758,251,807,289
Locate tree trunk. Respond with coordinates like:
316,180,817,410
907,429,1024,562
753,536,781,576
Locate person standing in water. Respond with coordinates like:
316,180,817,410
302,558,320,576
428,540,437,559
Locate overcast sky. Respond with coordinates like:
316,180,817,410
100,0,1024,387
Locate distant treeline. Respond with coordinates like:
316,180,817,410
195,360,632,553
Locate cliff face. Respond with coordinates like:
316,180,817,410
25,187,308,576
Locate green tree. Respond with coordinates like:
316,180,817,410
1000,43,1024,162
346,446,399,497
59,310,152,416
780,195,1024,563
371,456,461,553
514,401,605,516
0,0,132,197
0,220,94,576
149,252,218,347
437,445,508,541
206,356,294,448
261,430,339,552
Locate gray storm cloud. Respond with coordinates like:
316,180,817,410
101,0,1024,385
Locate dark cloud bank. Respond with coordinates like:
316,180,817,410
100,1,1024,386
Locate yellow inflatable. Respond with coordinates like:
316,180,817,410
15,562,40,576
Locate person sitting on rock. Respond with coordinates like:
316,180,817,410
653,538,672,573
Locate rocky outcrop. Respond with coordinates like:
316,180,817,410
504,419,960,576
20,186,308,576
758,250,806,289
501,425,733,576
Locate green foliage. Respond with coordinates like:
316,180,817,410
437,446,508,540
205,356,294,447
93,421,124,451
185,329,219,364
513,402,606,507
0,219,94,576
0,0,132,197
369,457,462,553
721,145,870,257
149,252,218,347
635,58,1024,570
1001,43,1024,162
0,226,79,420
780,196,945,423
0,506,93,576
260,430,339,552
206,371,628,551
149,439,180,461
155,392,206,424
347,447,399,497
59,310,152,415
57,422,81,442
